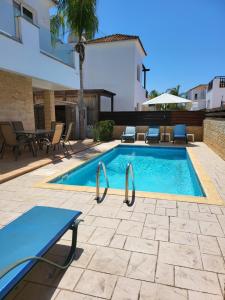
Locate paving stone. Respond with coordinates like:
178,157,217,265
198,204,211,213
202,254,225,273
140,282,187,300
110,234,126,249
111,277,141,300
170,217,200,234
131,212,146,222
142,227,155,240
189,211,217,222
145,214,169,229
155,228,169,241
188,290,223,300
55,290,100,300
88,246,130,276
134,202,155,214
156,200,177,209
124,237,158,255
170,231,198,246
116,210,132,220
166,208,177,217
209,206,222,215
175,266,221,294
198,235,221,255
217,237,225,256
155,263,174,285
116,220,143,237
218,273,225,296
92,217,120,229
88,227,115,246
78,225,96,243
217,215,225,235
0,211,20,225
177,202,199,211
155,207,166,216
177,209,189,219
199,221,224,237
75,270,117,299
158,241,202,269
72,243,97,268
126,252,157,281
89,206,120,218
83,215,96,225
12,282,59,300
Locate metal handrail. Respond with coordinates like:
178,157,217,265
96,161,109,202
124,162,135,207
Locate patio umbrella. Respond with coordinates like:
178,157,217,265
142,93,192,141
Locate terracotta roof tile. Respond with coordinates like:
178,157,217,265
86,34,147,55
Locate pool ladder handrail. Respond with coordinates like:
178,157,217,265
124,162,135,207
96,161,109,203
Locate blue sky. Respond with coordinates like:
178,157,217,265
95,0,225,93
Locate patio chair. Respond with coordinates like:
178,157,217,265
40,123,65,154
145,126,160,143
61,122,74,152
121,126,136,143
0,206,82,299
0,123,34,160
173,124,187,144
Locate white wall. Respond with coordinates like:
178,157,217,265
133,41,147,110
0,17,79,90
186,87,207,110
84,40,147,111
206,78,225,109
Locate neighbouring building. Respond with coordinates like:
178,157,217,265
206,76,225,109
83,34,149,111
186,76,225,110
186,84,208,110
0,0,80,133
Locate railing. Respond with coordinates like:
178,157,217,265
95,161,109,203
124,162,135,207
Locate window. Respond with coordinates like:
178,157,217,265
22,6,33,23
194,93,198,100
208,80,213,91
219,77,225,88
137,65,141,82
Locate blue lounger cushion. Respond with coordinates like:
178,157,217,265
0,206,81,299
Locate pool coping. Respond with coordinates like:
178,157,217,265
35,143,224,206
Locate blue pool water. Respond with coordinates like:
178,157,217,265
51,146,205,197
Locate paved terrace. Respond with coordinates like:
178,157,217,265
0,141,225,300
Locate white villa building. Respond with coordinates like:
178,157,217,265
0,0,79,130
206,76,225,109
187,77,225,110
84,34,149,111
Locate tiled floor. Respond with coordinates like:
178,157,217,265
0,141,225,300
0,139,100,184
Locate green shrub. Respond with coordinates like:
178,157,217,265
94,120,115,141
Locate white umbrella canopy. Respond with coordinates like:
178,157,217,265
143,93,192,106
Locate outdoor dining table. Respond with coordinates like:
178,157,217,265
15,129,54,156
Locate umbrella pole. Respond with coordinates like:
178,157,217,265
164,104,166,142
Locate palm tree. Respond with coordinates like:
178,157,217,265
166,84,181,96
149,89,160,99
51,0,98,139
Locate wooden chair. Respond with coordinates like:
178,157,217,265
0,123,34,160
41,123,65,154
61,122,74,152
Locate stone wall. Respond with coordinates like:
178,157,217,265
113,125,203,141
0,70,35,129
204,118,225,160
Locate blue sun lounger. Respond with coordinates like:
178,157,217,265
173,124,187,144
145,126,160,143
0,206,82,299
121,126,136,143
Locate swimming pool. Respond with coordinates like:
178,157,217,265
50,145,205,197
